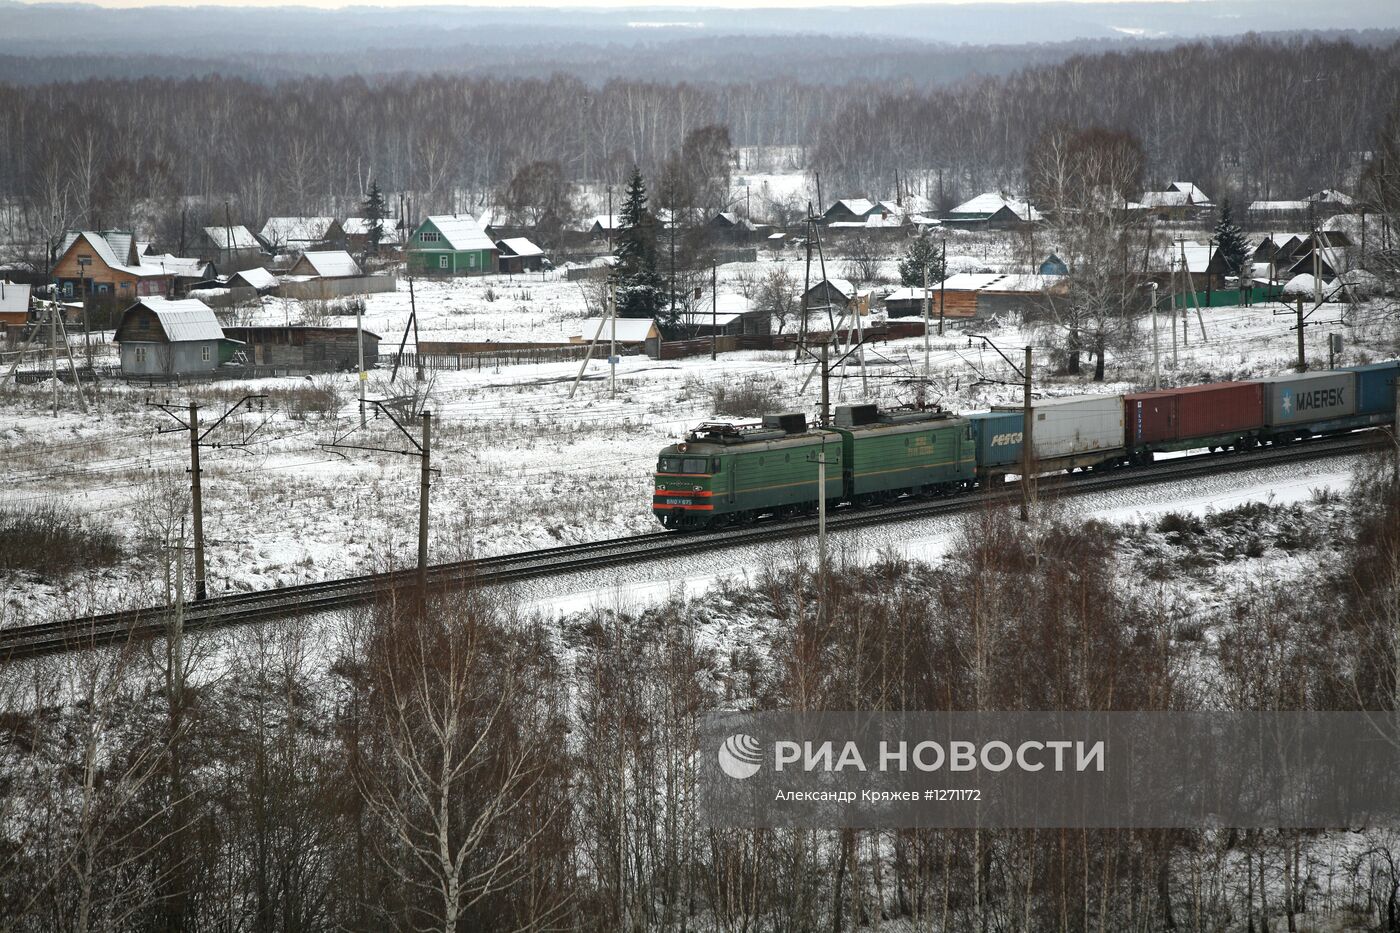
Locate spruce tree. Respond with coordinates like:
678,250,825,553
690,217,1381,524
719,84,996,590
1213,198,1250,280
614,165,666,320
362,180,387,256
898,235,947,288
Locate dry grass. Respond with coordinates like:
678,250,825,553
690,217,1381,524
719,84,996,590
0,503,122,578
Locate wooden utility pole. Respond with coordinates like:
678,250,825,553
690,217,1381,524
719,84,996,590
1020,346,1034,523
938,235,947,336
187,402,207,601
922,259,930,377
1296,297,1307,372
356,300,367,427
1150,282,1160,390
710,262,717,362
418,412,431,600
49,300,58,418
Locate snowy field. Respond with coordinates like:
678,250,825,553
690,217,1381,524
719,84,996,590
2,235,1395,624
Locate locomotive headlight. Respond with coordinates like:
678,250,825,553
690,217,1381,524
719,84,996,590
694,485,702,491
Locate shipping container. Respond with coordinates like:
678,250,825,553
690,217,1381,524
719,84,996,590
1125,382,1263,447
994,394,1125,464
1258,371,1356,427
832,406,975,498
966,410,1024,468
1342,361,1400,416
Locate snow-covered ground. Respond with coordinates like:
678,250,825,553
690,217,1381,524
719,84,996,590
2,232,1394,623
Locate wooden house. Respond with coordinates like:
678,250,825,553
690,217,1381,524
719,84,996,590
199,225,264,268
342,217,402,254
821,199,879,224
925,273,1067,319
54,231,174,303
221,325,380,369
258,217,344,254
407,215,498,276
496,237,546,274
0,281,31,338
288,250,362,279
570,317,661,358
114,297,238,377
802,278,857,315
943,193,1040,229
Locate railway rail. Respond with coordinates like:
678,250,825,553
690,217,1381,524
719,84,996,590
2,430,1384,659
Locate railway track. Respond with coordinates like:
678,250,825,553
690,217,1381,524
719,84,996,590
2,430,1383,659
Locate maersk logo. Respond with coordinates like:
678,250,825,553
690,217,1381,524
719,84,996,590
1280,386,1345,417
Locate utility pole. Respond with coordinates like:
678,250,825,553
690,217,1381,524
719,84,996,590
152,395,266,601
1170,257,1179,369
356,299,367,426
710,262,717,362
814,447,828,579
609,278,617,398
820,343,829,426
922,258,930,378
49,300,58,418
938,235,947,336
606,185,613,251
418,411,431,600
1296,296,1307,372
1150,282,1160,390
1021,346,1034,524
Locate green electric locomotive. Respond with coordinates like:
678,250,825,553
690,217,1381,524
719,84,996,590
652,406,975,530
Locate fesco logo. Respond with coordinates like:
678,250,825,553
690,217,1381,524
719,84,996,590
717,734,763,779
989,432,1023,447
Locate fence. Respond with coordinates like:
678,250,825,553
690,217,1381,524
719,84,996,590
399,344,599,372
276,274,398,300
1171,284,1285,309
658,321,928,359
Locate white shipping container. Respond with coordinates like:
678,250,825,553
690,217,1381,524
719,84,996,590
997,394,1125,462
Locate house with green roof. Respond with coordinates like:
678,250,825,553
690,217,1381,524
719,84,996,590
407,215,498,276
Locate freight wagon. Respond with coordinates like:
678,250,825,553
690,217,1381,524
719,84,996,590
988,394,1125,474
1124,381,1264,461
652,414,842,529
1257,371,1358,441
830,404,975,505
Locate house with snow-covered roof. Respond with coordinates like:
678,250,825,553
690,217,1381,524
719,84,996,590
288,250,363,279
54,231,174,302
942,193,1041,229
495,237,547,274
407,215,498,276
258,217,344,253
114,297,241,377
821,199,881,224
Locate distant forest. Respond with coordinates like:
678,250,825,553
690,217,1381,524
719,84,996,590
0,34,1395,247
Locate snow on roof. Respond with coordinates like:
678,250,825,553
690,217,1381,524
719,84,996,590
1307,189,1355,205
1168,182,1211,203
260,217,335,245
204,225,260,250
947,193,1041,221
497,237,544,258
142,254,211,278
1249,200,1309,212
60,231,172,278
881,287,937,303
938,273,1066,293
830,198,876,217
586,214,621,231
342,217,402,242
1177,243,1216,274
127,297,224,342
424,215,496,252
572,318,657,342
296,250,362,278
1140,191,1191,208
229,267,277,290
677,311,744,327
808,277,855,300
1282,273,1323,295
0,281,31,315
909,214,942,226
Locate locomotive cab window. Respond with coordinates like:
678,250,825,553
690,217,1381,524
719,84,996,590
658,456,709,474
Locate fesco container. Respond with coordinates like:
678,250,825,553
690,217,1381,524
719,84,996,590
966,410,1023,468
1125,382,1263,446
1342,361,1400,416
1258,371,1356,426
993,394,1124,462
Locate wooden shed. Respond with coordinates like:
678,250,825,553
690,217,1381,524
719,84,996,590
220,325,380,369
114,297,238,376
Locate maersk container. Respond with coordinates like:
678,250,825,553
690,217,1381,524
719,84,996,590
1342,361,1400,416
993,394,1125,463
966,410,1023,468
1125,382,1263,446
1258,372,1355,427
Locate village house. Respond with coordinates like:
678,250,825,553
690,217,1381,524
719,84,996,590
198,224,264,269
0,280,31,341
287,250,363,279
585,214,621,240
570,317,661,358
942,193,1041,229
675,294,772,337
801,278,858,316
54,231,174,303
114,297,239,377
342,217,402,254
495,237,547,274
258,217,345,254
821,199,881,224
221,324,380,370
917,273,1067,319
407,215,499,276
228,267,278,292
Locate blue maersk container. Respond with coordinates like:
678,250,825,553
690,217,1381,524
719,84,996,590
966,410,1024,468
1342,361,1400,416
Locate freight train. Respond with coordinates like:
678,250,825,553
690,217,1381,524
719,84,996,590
651,361,1400,530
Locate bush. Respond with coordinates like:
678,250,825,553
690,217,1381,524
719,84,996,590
0,503,122,578
712,376,783,417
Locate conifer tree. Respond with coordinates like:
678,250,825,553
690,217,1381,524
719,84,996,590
1213,198,1250,279
898,234,947,288
614,165,666,320
362,180,387,257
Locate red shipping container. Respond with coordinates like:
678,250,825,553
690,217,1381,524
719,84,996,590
1125,382,1264,446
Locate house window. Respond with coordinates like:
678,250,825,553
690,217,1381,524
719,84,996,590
134,347,147,363
97,283,109,295
420,231,440,243
201,345,211,363
439,255,449,269
63,282,73,297
468,253,477,268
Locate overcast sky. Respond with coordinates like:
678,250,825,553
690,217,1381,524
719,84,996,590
19,0,1191,7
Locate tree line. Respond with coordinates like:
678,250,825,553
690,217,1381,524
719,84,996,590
0,34,1395,265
